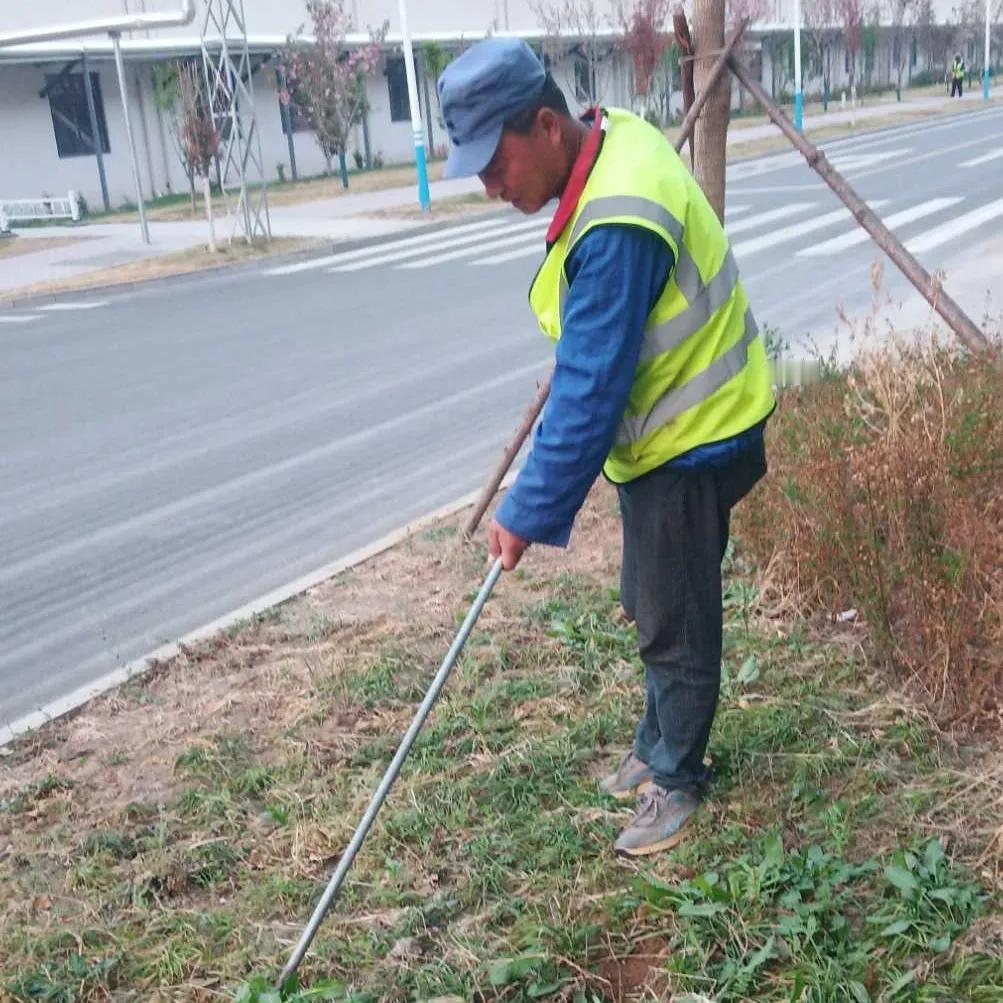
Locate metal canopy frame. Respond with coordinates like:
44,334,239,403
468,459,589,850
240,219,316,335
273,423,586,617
200,0,271,244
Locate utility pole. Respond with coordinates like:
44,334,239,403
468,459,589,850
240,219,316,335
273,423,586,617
397,0,431,212
111,31,150,243
794,0,804,130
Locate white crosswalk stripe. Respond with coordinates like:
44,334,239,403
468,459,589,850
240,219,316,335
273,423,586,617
828,148,911,172
330,219,547,272
0,314,43,324
259,185,995,277
473,243,546,266
905,198,1003,254
732,201,890,257
726,202,816,235
397,228,547,269
262,216,522,275
798,197,963,256
37,301,108,311
959,147,1003,168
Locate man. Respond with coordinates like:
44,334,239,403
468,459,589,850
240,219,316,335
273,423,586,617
951,54,966,97
437,39,774,857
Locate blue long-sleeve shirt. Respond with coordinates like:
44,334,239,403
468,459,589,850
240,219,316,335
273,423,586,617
496,223,762,546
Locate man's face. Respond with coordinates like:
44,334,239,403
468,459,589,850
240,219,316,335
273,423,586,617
477,110,565,214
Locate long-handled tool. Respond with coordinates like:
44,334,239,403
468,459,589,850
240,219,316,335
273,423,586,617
275,557,505,991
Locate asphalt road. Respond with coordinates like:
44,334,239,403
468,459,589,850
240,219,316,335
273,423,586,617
2,106,1001,731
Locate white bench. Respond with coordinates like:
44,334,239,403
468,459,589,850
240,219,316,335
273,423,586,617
0,191,81,233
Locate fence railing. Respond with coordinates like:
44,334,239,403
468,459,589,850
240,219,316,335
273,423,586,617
0,191,81,233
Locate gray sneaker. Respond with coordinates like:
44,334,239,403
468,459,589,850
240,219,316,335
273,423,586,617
613,786,700,857
598,751,655,801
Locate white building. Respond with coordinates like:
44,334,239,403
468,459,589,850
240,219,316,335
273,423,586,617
0,0,994,212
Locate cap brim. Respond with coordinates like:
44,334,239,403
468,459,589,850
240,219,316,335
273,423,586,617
442,122,503,179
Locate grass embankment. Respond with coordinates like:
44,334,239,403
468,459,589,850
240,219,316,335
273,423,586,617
1,344,1000,1002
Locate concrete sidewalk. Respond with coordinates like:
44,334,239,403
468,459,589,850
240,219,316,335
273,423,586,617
0,89,995,299
0,176,483,298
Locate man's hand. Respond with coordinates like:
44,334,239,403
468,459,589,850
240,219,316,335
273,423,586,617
488,518,530,571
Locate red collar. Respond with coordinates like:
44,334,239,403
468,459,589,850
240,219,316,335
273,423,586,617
545,108,606,246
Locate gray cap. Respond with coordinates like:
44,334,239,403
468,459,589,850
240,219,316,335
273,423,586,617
437,38,547,179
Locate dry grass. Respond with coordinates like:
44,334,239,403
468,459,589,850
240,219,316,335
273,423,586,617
97,163,451,224
736,334,1003,729
1,475,1000,1001
0,236,323,305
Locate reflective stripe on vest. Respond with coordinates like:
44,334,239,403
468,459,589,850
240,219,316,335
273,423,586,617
564,193,741,365
617,307,759,445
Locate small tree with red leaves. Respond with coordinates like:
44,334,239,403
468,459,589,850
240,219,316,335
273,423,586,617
280,0,387,188
617,1,673,117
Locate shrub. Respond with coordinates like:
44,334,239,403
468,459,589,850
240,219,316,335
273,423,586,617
736,336,1002,728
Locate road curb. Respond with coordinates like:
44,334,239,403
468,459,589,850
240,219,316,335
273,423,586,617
0,472,516,750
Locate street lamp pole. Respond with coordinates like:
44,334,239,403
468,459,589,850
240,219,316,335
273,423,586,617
794,0,804,130
984,0,992,100
397,0,431,211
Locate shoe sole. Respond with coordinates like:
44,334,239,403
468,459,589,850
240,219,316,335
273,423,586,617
614,828,687,858
602,778,655,801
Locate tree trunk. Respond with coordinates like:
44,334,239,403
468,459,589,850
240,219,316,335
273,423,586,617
202,173,217,253
693,0,729,222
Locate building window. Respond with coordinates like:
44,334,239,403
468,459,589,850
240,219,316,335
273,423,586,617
46,72,111,158
386,56,409,122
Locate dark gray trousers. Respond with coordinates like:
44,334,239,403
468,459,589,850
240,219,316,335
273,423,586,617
618,439,767,793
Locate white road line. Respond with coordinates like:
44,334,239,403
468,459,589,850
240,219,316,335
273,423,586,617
959,147,1003,168
473,243,546,266
726,202,817,236
0,314,42,323
732,201,889,257
724,204,752,217
262,216,521,275
905,198,1003,254
331,219,547,272
37,301,108,311
397,229,547,269
798,197,963,256
829,148,911,172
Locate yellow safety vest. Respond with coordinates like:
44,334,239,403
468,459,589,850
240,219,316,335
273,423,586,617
953,61,965,80
529,108,775,484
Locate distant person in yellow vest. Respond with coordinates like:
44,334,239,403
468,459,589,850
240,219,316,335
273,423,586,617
951,55,966,97
438,39,775,857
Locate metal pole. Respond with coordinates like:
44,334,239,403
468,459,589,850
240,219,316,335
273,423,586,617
276,558,505,990
397,0,431,211
276,66,298,182
793,0,804,130
985,0,992,100
111,32,150,244
81,51,111,213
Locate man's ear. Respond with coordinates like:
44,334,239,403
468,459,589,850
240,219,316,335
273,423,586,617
536,107,564,147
